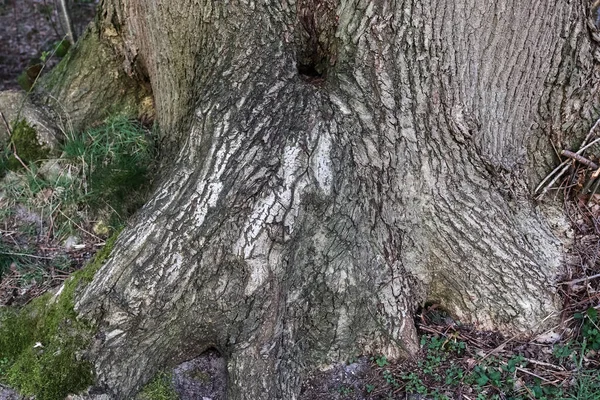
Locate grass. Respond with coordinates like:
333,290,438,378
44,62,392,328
137,372,179,400
1,115,153,237
0,114,153,236
0,115,154,303
60,115,154,219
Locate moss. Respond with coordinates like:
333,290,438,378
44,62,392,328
0,229,122,399
9,119,49,168
137,372,178,400
40,27,153,133
41,48,71,93
4,155,22,171
0,291,92,400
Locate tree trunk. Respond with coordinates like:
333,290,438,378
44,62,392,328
61,0,600,398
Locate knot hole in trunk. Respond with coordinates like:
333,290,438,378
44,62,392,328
296,0,338,82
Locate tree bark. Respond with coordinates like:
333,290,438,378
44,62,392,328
62,0,600,398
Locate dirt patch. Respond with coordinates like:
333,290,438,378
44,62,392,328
0,0,97,91
173,350,227,400
300,357,372,400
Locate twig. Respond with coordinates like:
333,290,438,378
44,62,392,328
419,325,445,335
575,136,600,155
535,163,570,198
560,150,599,169
57,0,76,44
12,152,33,174
0,110,11,136
516,367,552,382
536,116,600,195
524,357,565,371
560,272,600,286
581,116,600,147
536,137,600,197
0,252,54,260
590,177,600,197
57,209,103,242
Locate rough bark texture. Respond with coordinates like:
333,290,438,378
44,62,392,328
65,0,600,399
37,24,153,134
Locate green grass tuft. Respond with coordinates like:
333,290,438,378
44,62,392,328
137,372,179,400
0,115,154,242
61,115,154,222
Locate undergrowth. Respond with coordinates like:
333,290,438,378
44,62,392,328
60,115,154,220
1,115,153,238
0,115,154,298
360,307,600,400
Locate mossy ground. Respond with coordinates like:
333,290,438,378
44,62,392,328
0,231,120,400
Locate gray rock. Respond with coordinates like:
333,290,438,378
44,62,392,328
0,90,62,153
38,158,72,181
0,385,21,400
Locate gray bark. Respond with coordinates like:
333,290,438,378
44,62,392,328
70,0,600,398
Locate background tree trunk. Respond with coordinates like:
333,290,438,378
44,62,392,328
63,0,600,398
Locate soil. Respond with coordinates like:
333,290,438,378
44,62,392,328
0,0,97,91
172,350,227,400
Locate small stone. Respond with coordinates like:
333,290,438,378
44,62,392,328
64,235,80,250
565,229,575,239
38,158,68,181
0,385,21,400
535,331,561,344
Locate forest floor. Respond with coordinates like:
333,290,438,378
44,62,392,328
0,0,101,308
0,0,97,92
0,2,599,400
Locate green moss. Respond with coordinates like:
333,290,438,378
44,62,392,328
0,291,92,400
4,155,22,171
9,119,49,168
40,27,153,130
41,49,71,93
0,229,122,399
137,372,178,400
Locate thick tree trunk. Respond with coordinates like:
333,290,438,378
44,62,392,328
66,0,600,398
